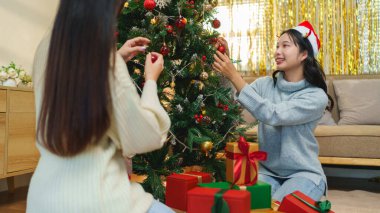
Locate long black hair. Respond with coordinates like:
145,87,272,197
272,29,334,111
38,0,121,156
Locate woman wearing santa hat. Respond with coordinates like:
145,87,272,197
213,21,334,202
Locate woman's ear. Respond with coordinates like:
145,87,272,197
300,50,308,61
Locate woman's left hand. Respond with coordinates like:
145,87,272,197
212,51,239,80
118,37,151,62
212,51,247,93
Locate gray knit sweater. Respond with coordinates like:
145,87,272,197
237,72,328,187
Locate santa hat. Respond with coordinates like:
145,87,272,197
293,21,320,56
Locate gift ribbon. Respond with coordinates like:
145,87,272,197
226,139,267,185
291,193,332,213
211,189,229,213
183,173,203,183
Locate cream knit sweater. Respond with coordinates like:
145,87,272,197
26,35,171,213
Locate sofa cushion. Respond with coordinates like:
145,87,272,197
333,79,380,125
315,125,380,158
318,110,337,125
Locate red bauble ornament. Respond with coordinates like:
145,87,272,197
144,0,156,10
202,55,207,62
165,25,173,34
218,45,226,54
175,17,187,29
212,19,221,29
160,44,170,56
151,54,158,63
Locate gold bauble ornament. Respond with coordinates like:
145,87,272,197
150,17,157,25
162,87,175,101
124,2,129,8
208,0,218,7
198,81,205,91
134,68,141,75
201,109,206,115
190,80,205,91
170,81,176,88
189,62,197,72
200,71,209,80
160,99,172,111
200,141,213,156
204,4,213,11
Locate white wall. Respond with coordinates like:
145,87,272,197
0,0,59,74
0,0,59,192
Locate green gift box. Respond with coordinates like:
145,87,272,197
199,181,271,210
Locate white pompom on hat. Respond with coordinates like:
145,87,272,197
293,21,321,56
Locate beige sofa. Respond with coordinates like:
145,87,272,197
243,74,380,167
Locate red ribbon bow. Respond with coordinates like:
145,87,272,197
226,136,267,185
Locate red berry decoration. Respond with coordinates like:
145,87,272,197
175,17,187,29
144,0,156,10
151,54,158,63
212,19,221,29
160,44,170,56
187,0,195,8
202,55,207,62
217,45,226,54
165,25,173,34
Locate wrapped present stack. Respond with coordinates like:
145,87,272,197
165,171,211,211
225,136,271,210
187,136,272,211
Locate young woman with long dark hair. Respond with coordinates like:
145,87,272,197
213,21,334,202
27,0,173,212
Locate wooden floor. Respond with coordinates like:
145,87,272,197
0,186,27,213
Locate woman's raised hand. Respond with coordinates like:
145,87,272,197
118,37,150,62
144,52,164,81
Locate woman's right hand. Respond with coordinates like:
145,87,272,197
144,52,164,81
216,37,230,57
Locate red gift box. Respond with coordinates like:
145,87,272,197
187,187,251,213
278,191,334,213
165,172,211,211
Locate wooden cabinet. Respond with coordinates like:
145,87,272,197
0,86,38,179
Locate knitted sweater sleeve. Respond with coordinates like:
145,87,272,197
238,78,328,126
110,54,171,157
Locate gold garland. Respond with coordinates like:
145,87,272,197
217,0,379,75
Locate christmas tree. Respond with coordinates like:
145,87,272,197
117,0,249,201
